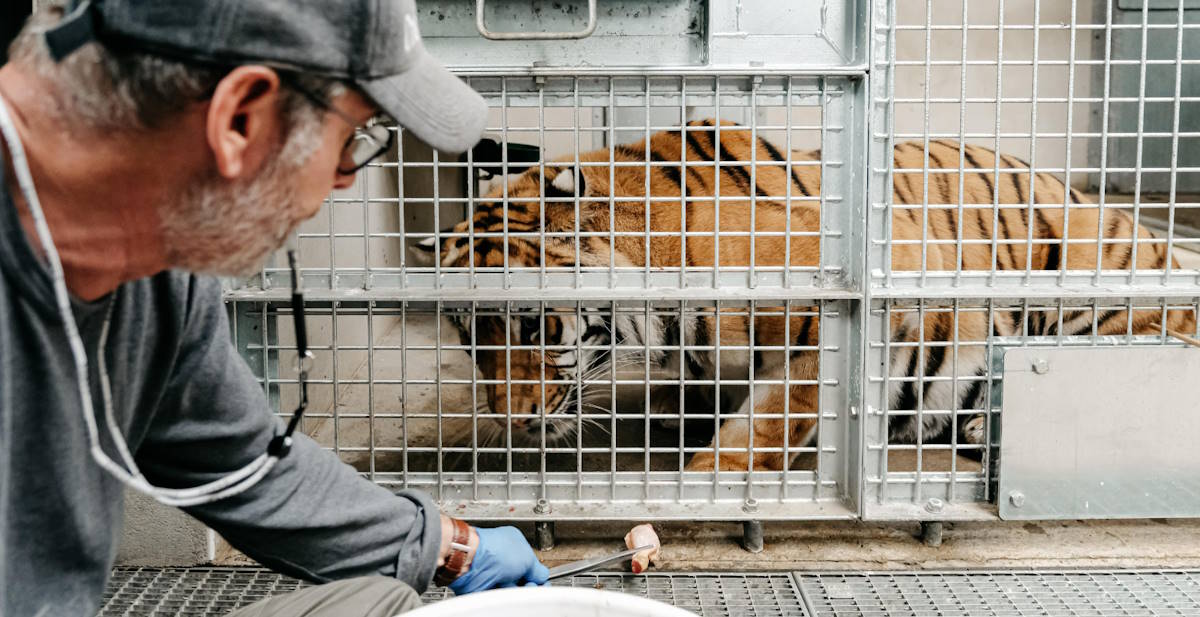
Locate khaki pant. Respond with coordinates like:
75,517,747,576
225,576,422,617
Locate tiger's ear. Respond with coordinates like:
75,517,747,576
546,166,587,198
409,236,439,266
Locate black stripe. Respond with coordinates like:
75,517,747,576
648,148,682,188
686,124,716,160
790,316,815,359
894,346,921,412
1095,309,1125,334
975,208,989,264
1044,241,1061,272
690,122,767,197
1104,215,1124,258
1001,155,1027,205
1033,208,1060,271
962,146,996,202
998,210,1016,269
716,142,766,197
960,368,988,413
1025,309,1048,336
920,320,949,401
686,315,709,377
583,321,608,341
758,137,810,196
925,145,954,204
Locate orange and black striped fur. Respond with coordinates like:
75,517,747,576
413,119,1195,471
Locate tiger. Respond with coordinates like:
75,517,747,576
411,119,1196,472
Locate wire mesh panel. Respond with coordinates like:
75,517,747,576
221,1,1200,525
861,296,1199,518
224,66,868,520
233,74,859,298
869,0,1200,295
863,0,1200,519
229,298,856,519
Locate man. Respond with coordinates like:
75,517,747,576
0,1,548,615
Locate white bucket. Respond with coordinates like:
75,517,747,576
402,587,696,617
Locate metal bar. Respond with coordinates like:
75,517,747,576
475,0,597,41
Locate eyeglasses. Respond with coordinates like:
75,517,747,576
278,72,394,175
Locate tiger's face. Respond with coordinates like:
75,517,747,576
437,306,619,442
410,164,625,441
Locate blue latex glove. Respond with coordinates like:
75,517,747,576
449,526,550,594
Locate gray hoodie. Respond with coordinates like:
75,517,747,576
0,154,441,616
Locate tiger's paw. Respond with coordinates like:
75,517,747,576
685,452,784,472
962,415,986,445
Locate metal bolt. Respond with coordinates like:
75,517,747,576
1031,359,1050,374
1009,491,1026,508
742,498,759,514
924,497,945,514
849,406,859,419
534,498,550,514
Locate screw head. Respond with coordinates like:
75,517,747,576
1009,491,1026,508
1031,359,1050,374
924,497,945,514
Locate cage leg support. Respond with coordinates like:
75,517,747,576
742,520,764,553
921,521,944,547
535,521,555,551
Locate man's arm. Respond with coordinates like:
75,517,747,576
131,275,454,592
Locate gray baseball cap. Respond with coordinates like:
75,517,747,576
44,0,487,153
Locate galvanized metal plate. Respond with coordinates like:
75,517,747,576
100,567,808,616
999,347,1200,520
797,570,1200,617
1117,0,1200,10
416,0,867,71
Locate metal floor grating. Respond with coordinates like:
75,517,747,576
100,567,1200,617
100,567,806,617
795,571,1200,617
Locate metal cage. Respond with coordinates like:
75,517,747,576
224,0,1200,526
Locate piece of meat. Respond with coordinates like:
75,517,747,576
624,523,661,574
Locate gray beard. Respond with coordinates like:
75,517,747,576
159,127,322,277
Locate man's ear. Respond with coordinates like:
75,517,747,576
206,66,286,179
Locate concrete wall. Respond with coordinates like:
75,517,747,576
891,1,1101,189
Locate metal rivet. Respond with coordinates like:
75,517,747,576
1031,359,1049,374
1009,492,1026,508
924,497,945,514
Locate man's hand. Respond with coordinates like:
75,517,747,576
448,526,549,594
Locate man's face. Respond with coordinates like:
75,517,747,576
159,88,376,276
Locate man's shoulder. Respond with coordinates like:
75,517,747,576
129,269,222,300
122,270,226,326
